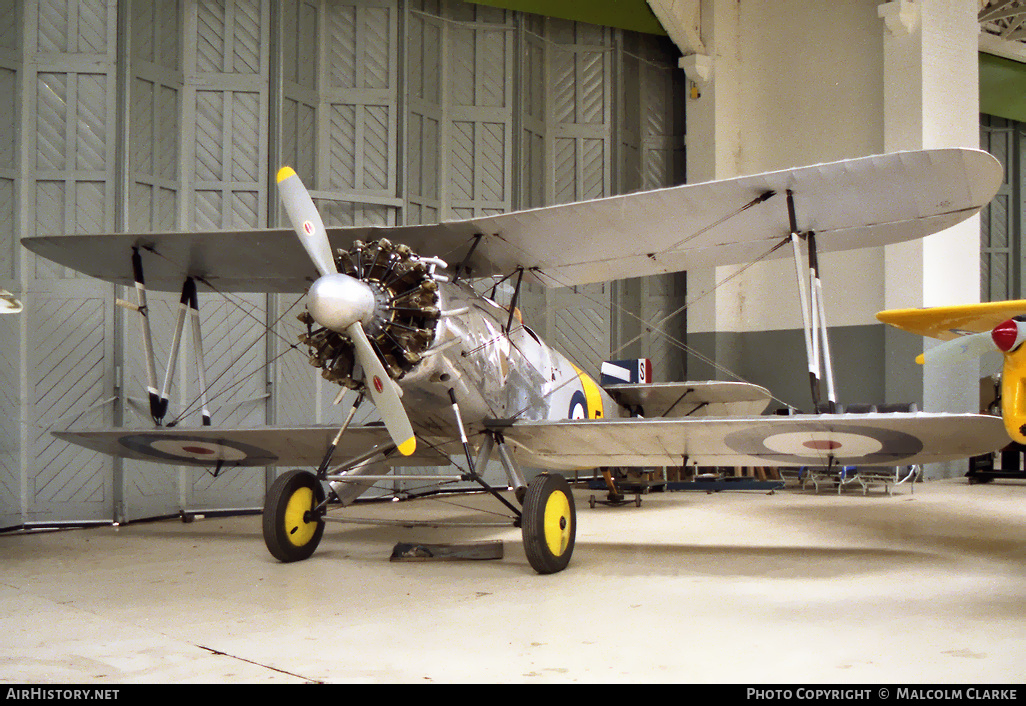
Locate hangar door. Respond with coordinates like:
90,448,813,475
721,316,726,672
980,114,1025,302
0,0,684,529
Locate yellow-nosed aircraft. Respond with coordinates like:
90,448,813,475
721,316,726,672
878,299,1026,445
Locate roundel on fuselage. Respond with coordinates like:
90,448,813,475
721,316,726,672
569,390,588,419
567,364,604,420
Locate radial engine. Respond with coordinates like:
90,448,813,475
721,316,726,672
297,238,441,389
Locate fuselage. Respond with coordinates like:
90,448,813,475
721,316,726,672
395,279,623,435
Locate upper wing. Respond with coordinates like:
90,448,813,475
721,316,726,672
602,381,772,417
21,148,1000,292
488,412,1007,469
876,300,1026,340
51,425,456,468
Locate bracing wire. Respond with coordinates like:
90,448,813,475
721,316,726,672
116,194,804,462
524,237,799,414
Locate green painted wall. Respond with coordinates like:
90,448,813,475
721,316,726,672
981,53,1026,123
467,0,666,35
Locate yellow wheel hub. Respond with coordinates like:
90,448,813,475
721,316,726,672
543,490,572,556
283,486,317,547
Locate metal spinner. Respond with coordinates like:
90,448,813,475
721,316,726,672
298,238,440,389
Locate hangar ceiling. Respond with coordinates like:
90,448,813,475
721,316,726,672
469,1,1026,66
980,1,1026,63
980,0,1026,43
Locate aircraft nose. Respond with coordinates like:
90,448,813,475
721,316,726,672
307,273,377,333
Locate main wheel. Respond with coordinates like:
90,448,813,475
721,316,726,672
263,470,326,562
521,473,576,574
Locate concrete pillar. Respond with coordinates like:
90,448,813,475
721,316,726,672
676,0,982,477
880,0,982,477
682,0,744,383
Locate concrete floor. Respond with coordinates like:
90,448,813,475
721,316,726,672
1,478,1024,683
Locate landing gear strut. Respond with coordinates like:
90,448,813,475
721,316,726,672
262,414,581,575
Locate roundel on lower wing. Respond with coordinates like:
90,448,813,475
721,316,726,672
118,434,278,466
723,423,924,465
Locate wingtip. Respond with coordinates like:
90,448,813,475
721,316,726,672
276,166,297,184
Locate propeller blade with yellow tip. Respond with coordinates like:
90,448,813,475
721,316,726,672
275,165,415,456
915,331,996,366
276,166,338,278
347,321,416,455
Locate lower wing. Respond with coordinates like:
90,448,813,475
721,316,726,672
53,411,1005,472
52,425,454,468
488,412,1006,469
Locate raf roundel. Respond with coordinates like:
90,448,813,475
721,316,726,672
568,390,588,420
762,430,883,458
118,433,278,466
723,422,924,466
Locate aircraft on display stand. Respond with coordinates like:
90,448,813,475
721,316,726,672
21,147,1010,574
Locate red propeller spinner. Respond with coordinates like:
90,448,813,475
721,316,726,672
991,318,1026,353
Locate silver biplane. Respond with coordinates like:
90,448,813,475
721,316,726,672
22,148,1009,573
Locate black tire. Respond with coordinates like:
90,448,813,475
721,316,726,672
263,470,326,562
522,473,576,574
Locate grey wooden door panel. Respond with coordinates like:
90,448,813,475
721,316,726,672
4,0,685,524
